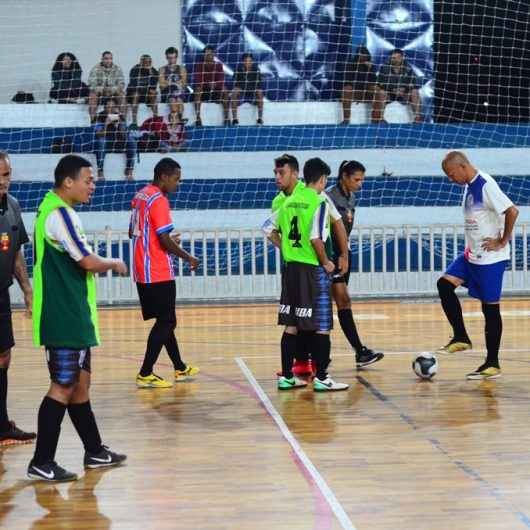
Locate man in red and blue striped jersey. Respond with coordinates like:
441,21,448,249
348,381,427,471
130,158,200,388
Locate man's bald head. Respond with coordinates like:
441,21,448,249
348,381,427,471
442,151,477,185
443,151,470,167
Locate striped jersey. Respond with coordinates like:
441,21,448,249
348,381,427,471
130,184,175,284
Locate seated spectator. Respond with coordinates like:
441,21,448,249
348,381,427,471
165,96,186,151
137,100,186,152
341,46,376,124
159,46,187,112
93,98,136,180
230,53,264,125
373,49,422,123
88,51,126,123
127,54,159,127
137,110,168,152
50,52,89,103
193,46,229,126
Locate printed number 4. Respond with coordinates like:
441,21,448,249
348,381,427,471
288,216,302,247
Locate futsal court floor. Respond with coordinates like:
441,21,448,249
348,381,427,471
2,297,530,529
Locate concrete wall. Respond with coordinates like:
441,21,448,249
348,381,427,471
0,0,181,103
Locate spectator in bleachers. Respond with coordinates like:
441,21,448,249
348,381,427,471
137,108,169,152
136,97,187,153
49,52,89,103
136,99,186,152
193,46,229,127
88,51,126,123
230,53,264,125
127,54,159,128
373,49,422,123
165,96,187,151
341,46,377,124
159,47,187,114
93,98,136,181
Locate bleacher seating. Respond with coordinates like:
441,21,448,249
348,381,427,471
0,101,413,129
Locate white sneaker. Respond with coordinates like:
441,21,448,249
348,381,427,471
313,377,349,392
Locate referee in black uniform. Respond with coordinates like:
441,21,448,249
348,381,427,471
0,151,36,445
326,160,384,369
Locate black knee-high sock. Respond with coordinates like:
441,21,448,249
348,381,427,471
140,318,171,376
165,333,186,371
337,309,363,353
68,401,102,454
313,333,331,381
33,396,67,465
295,332,310,362
0,368,9,431
437,278,470,342
482,303,502,368
281,332,297,378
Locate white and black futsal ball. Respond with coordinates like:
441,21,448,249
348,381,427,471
412,353,438,379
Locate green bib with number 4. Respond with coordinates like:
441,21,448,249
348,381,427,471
278,186,326,265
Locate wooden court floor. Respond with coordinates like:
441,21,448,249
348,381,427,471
2,297,530,529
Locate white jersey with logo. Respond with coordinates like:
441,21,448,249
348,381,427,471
463,171,513,265
45,207,93,262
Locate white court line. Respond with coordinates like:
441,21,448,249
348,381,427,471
333,313,389,321
235,357,357,530
235,348,530,360
463,310,530,317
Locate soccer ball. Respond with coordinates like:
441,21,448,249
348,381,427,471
412,353,438,379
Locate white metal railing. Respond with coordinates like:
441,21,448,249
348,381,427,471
9,224,530,305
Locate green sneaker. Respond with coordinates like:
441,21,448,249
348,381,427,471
277,376,307,390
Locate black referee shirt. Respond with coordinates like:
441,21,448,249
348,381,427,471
326,183,356,236
0,193,29,292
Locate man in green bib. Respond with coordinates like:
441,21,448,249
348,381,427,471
264,158,349,391
271,153,349,379
28,155,127,482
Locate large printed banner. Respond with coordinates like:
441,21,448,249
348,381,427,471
181,0,349,101
181,1,433,108
367,0,433,117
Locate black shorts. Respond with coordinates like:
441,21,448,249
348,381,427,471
0,288,14,352
332,254,351,285
137,280,176,321
46,347,91,386
278,262,333,332
388,91,410,103
127,88,157,104
234,88,260,101
197,89,225,103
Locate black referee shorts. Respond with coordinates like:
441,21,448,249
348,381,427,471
136,280,176,321
278,262,333,332
331,254,351,285
0,288,14,353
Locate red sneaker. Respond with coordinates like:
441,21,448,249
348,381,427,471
293,360,313,376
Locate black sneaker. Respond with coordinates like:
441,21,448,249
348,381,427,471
84,445,127,469
232,119,239,126
27,460,78,482
356,347,384,369
195,117,202,127
0,421,36,446
256,118,263,125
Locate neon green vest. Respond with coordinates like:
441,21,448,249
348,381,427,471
278,187,326,266
33,191,99,348
271,180,305,212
